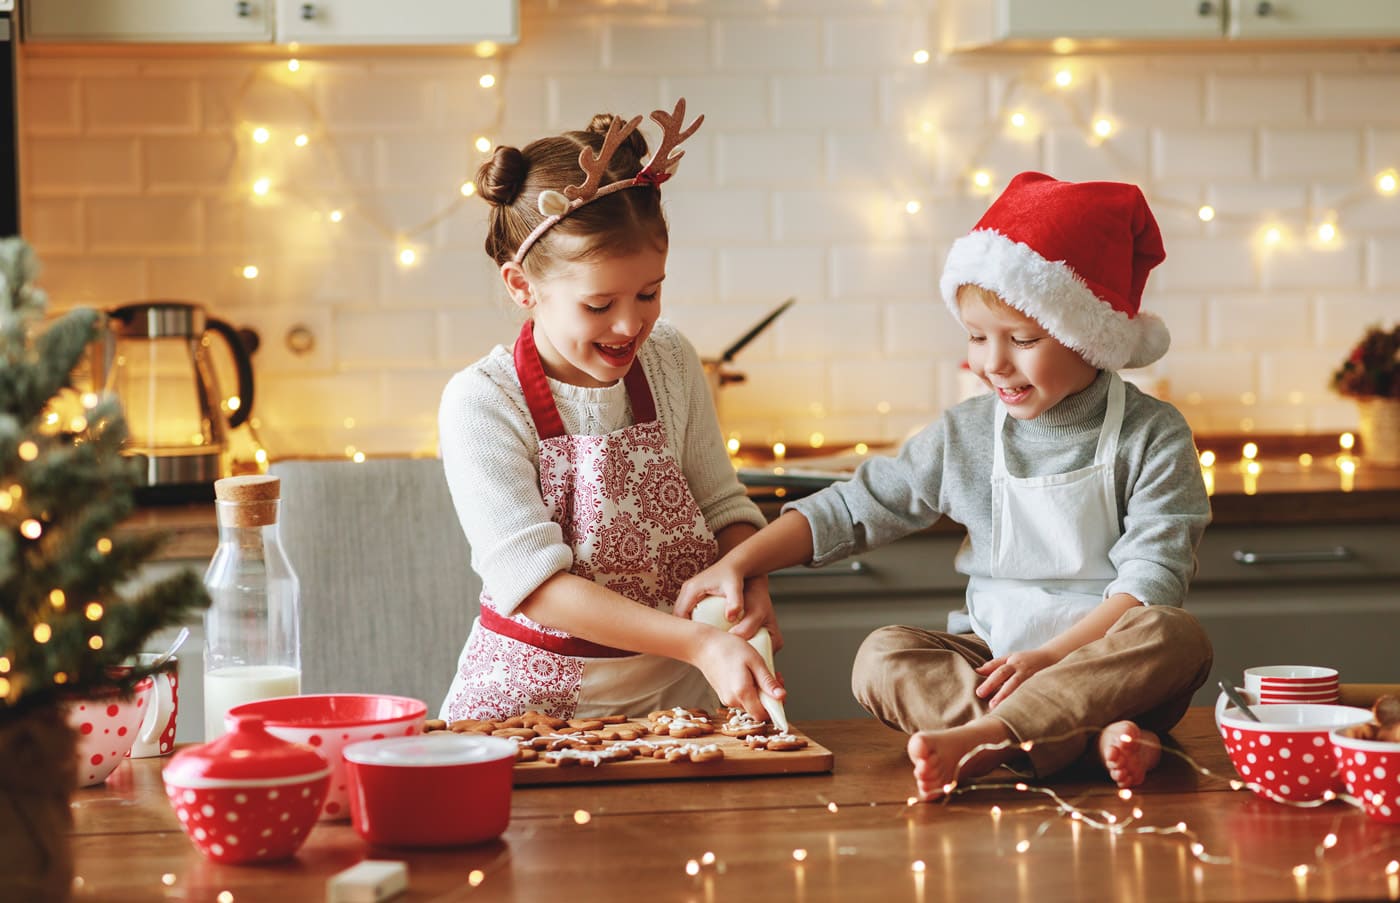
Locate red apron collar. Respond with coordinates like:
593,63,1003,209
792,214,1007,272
512,321,657,440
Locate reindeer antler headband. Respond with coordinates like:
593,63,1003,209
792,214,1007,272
512,98,704,264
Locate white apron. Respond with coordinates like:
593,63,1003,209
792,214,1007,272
441,322,720,722
964,373,1126,659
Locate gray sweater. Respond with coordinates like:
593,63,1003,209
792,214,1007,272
788,371,1212,612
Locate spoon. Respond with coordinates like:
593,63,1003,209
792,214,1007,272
149,626,190,670
1218,680,1261,722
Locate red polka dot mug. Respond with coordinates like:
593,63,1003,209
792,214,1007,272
66,676,155,787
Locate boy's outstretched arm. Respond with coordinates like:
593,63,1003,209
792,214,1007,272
675,510,816,623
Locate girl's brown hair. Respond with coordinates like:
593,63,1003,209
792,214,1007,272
476,114,669,274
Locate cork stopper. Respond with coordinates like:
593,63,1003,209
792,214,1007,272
214,475,281,527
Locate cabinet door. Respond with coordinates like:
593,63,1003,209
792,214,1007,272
24,0,272,42
277,0,517,45
1228,0,1400,39
997,0,1222,40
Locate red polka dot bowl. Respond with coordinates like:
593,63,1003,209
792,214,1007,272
66,677,155,787
162,714,330,865
1330,730,1400,824
1218,703,1373,803
226,694,427,821
343,733,516,848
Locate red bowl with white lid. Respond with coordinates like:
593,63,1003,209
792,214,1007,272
162,714,330,864
343,733,515,847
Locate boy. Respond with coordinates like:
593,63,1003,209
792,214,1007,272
675,172,1213,797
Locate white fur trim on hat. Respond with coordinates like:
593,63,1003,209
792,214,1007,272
939,229,1169,371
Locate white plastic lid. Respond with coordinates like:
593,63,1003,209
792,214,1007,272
342,733,516,767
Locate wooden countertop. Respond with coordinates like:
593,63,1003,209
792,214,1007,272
70,706,1400,902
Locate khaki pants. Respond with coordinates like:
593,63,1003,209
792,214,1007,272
850,604,1213,776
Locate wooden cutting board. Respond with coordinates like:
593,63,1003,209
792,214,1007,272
512,725,834,786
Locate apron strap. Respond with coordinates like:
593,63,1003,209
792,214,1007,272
992,372,1126,475
512,321,659,441
478,605,635,659
513,321,568,440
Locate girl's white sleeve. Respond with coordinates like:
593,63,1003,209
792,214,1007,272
660,326,767,534
438,365,573,615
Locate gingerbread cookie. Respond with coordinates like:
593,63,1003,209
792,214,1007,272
718,709,770,738
662,742,725,764
744,732,808,752
544,746,635,767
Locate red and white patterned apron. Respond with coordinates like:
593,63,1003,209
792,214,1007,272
441,322,722,722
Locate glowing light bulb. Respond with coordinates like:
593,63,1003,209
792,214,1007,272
726,437,741,455
702,852,716,865
252,177,271,196
287,59,300,72
49,589,65,609
912,49,930,64
352,451,366,463
855,442,869,455
971,169,993,190
810,432,825,448
81,392,98,408
1242,442,1258,460
398,248,418,266
474,41,498,58
573,809,590,825
461,181,476,197
1299,453,1314,467
1092,117,1114,138
1199,450,1216,468
1317,222,1337,243
1198,205,1216,222
242,265,259,280
85,602,104,621
33,623,51,643
772,442,787,460
479,74,496,88
1016,840,1031,853
905,199,922,215
1263,226,1282,245
1009,111,1028,129
911,860,927,873
18,441,38,461
1051,37,1077,54
20,519,42,539
1377,169,1399,196
252,127,270,144
685,860,700,876
294,134,309,147
329,209,344,223
1340,431,1355,450
88,635,103,650
1053,68,1073,88
475,136,492,153
468,870,485,887
792,849,808,862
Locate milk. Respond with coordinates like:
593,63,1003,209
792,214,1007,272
203,664,301,740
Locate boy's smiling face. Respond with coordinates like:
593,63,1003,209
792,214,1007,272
958,285,1099,420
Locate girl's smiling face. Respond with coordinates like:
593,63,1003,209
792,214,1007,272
520,247,666,388
958,285,1098,420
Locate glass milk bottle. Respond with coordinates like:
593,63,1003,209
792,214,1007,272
203,474,302,740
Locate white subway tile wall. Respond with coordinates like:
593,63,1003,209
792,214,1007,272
19,0,1400,457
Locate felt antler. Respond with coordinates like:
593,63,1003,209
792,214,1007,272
638,98,704,185
564,114,643,202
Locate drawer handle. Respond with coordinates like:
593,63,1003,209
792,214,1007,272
771,560,870,579
1232,546,1353,565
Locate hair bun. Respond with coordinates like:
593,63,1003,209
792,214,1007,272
585,113,649,167
476,145,528,207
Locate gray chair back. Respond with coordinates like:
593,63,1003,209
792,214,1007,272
269,458,479,714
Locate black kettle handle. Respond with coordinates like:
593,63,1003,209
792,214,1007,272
204,317,256,429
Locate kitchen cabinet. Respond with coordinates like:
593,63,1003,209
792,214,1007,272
22,0,518,45
942,0,1400,52
771,521,1400,721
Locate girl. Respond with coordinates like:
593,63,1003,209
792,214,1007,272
438,100,784,724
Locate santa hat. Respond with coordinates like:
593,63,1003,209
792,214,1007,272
939,171,1169,371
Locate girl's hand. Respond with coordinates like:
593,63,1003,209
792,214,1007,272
693,629,785,722
973,648,1061,709
674,557,748,623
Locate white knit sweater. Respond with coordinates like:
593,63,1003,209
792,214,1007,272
438,319,766,615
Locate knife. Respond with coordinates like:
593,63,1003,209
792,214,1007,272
719,298,796,363
690,596,790,732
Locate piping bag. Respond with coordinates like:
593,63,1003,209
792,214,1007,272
691,596,789,732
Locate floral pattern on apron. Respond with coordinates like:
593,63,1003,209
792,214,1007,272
442,322,720,722
965,373,1126,659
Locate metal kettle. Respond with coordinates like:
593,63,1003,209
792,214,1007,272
93,300,257,502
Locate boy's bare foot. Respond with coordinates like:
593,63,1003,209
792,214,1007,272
1098,721,1162,788
907,717,1019,801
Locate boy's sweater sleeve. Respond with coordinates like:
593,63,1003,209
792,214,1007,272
438,366,573,616
786,418,950,566
1105,406,1212,607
